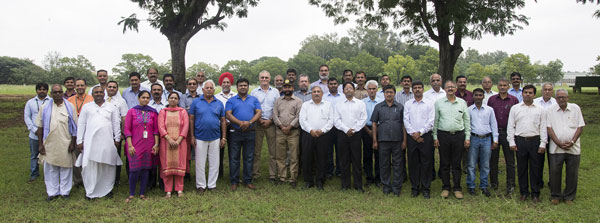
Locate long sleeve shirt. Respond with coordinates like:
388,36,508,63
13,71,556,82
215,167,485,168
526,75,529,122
334,97,367,133
273,96,303,128
403,98,435,135
24,96,50,139
363,97,383,126
433,97,471,140
486,94,519,129
468,104,499,143
250,86,280,120
299,100,334,134
506,102,547,147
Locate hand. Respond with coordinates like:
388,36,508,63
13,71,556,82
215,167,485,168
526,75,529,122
464,140,470,149
433,140,439,148
310,130,319,138
402,141,407,150
282,126,291,135
152,144,159,155
240,121,250,131
39,144,46,155
537,147,546,154
77,144,83,152
220,138,227,148
315,129,323,137
120,134,125,141
510,146,517,151
492,142,498,150
263,119,272,127
416,137,424,143
128,146,135,156
372,141,378,150
365,128,372,137
346,129,354,137
411,132,421,141
68,144,75,153
114,141,119,147
190,136,196,148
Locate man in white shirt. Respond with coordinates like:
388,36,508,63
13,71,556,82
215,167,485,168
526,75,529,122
324,78,342,177
24,82,50,182
507,85,547,203
481,76,496,105
140,68,164,91
533,82,556,189
215,72,237,176
299,85,334,190
403,81,435,199
76,86,123,199
546,89,585,205
334,82,367,192
423,73,446,103
106,81,129,186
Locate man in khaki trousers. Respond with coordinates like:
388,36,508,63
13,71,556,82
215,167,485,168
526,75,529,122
273,79,303,187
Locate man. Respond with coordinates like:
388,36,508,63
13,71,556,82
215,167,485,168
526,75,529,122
395,75,414,106
189,80,227,193
481,77,496,105
507,85,547,203
122,72,150,109
87,70,122,99
195,71,207,91
334,82,367,192
376,74,391,100
250,70,280,182
324,77,342,177
546,89,585,205
68,78,94,116
487,78,519,194
508,72,523,102
299,86,334,190
354,71,368,99
293,74,312,102
162,74,185,107
36,84,78,201
225,78,262,191
433,80,471,199
533,82,557,189
150,83,167,112
63,77,76,99
337,69,356,94
372,85,406,196
140,68,164,90
310,65,331,95
403,81,435,199
274,75,284,95
183,78,200,112
273,79,303,187
216,72,237,177
286,68,297,88
76,86,123,199
455,75,474,106
106,81,129,186
362,80,382,187
423,73,446,103
466,88,499,197
24,82,50,182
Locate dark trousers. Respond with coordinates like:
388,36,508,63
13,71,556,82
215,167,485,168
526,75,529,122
407,132,433,192
515,136,543,198
302,131,329,185
549,153,580,201
438,131,465,191
490,129,516,188
362,127,380,183
115,140,123,187
229,130,256,185
379,141,404,193
219,126,233,178
148,165,164,190
336,129,363,189
327,127,341,175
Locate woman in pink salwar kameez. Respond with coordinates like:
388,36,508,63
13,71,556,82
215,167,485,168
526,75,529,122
158,92,189,198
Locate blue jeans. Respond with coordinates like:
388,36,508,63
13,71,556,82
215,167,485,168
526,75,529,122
29,137,40,179
467,136,492,189
229,130,256,185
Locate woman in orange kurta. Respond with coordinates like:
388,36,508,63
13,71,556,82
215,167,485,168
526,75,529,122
158,92,189,198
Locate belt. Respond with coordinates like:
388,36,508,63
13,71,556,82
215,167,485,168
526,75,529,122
516,135,539,141
471,133,492,138
439,130,464,135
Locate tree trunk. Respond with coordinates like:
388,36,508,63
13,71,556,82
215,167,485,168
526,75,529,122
168,36,189,92
437,40,463,86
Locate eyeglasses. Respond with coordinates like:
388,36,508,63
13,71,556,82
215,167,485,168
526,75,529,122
319,70,328,72
187,83,197,85
51,91,63,94
260,77,269,79
511,78,521,80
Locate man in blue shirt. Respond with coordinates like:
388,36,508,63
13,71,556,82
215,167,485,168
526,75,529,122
508,72,523,102
226,78,262,191
24,82,50,182
362,80,382,187
122,72,150,109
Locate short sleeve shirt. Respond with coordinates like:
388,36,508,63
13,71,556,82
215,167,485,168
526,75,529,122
189,97,225,141
225,95,262,130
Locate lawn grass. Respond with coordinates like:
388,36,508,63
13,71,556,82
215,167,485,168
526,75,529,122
1,87,599,222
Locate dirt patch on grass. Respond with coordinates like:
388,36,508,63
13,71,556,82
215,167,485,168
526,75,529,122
0,94,31,128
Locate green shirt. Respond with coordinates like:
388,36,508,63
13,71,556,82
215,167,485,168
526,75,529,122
433,97,471,140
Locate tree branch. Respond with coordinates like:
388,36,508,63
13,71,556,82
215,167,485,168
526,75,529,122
419,0,439,42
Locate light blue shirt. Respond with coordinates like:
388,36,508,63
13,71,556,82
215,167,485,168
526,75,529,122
250,86,280,120
323,92,342,107
163,89,185,108
363,96,382,126
508,88,523,102
468,104,499,143
122,86,150,109
24,96,50,139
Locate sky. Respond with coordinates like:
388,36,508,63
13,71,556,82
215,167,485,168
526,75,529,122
1,0,599,73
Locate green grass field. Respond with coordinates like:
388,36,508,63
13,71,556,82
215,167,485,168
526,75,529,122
1,85,599,222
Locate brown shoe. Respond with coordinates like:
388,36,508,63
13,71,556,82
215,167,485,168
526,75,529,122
197,187,205,195
551,199,560,205
231,184,238,191
454,191,464,199
441,190,450,198
519,195,527,201
246,183,257,190
565,200,574,205
532,197,541,203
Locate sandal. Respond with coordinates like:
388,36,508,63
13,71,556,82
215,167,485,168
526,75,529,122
140,195,148,201
177,191,183,197
165,192,171,198
125,196,134,203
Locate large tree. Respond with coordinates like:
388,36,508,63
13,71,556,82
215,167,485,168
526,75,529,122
0,56,47,85
111,53,166,86
309,0,529,84
120,0,259,92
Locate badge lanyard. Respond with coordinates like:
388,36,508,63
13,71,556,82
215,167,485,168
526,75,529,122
142,111,148,139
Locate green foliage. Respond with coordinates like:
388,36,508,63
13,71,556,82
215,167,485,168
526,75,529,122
248,57,288,85
384,54,418,85
416,48,439,80
500,53,534,83
42,52,97,85
221,60,253,80
187,61,220,82
287,53,326,82
0,56,46,85
297,34,356,61
536,59,564,83
111,53,167,86
348,27,394,62
350,51,385,78
326,58,359,81
591,56,600,75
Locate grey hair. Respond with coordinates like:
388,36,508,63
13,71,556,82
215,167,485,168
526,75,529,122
310,85,322,92
481,76,492,83
542,82,554,88
429,73,441,81
555,88,568,96
299,74,309,81
259,70,270,76
365,80,379,88
202,80,216,89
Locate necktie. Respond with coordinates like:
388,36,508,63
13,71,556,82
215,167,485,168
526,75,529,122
108,96,112,102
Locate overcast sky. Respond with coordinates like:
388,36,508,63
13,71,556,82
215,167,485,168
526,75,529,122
1,0,599,73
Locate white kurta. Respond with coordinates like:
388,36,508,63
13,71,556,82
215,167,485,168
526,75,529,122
76,101,123,198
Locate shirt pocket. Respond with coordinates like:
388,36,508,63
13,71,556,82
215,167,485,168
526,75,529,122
57,111,69,124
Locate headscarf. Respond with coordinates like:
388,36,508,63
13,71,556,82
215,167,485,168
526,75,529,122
218,72,234,86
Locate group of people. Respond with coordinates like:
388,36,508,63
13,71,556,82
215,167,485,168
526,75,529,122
24,66,584,206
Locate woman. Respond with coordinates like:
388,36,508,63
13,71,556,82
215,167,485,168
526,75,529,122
124,90,159,203
158,92,189,198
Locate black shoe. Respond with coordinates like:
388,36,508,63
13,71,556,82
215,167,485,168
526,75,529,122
375,181,382,188
382,187,391,195
290,182,297,188
61,194,70,199
341,186,350,191
269,178,277,184
105,192,114,198
326,174,333,180
278,180,286,185
506,186,515,196
490,183,498,190
303,182,314,189
197,187,206,195
411,190,419,198
482,188,491,197
422,191,431,199
468,188,476,195
46,196,57,202
316,182,324,190
356,187,365,193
